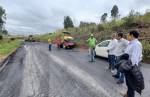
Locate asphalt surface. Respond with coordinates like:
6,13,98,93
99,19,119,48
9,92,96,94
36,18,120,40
0,42,150,97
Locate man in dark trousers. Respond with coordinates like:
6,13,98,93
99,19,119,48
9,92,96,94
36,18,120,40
113,32,129,84
122,30,143,97
87,34,97,62
107,33,118,73
48,38,52,51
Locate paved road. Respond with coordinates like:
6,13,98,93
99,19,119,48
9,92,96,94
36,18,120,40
0,42,149,97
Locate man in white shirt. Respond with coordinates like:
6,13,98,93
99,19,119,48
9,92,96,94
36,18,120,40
125,40,142,66
122,30,143,97
107,33,118,73
115,33,129,57
113,32,129,84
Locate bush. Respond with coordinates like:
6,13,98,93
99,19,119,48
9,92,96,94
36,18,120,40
0,35,3,40
142,41,150,60
97,24,104,31
10,38,15,41
143,49,150,58
110,20,125,31
141,12,150,23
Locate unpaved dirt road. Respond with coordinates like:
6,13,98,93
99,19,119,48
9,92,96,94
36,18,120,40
0,42,149,97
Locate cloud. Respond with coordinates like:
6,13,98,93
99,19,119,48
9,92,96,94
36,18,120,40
0,0,150,35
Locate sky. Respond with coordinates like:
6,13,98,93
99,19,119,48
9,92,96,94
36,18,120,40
0,0,150,35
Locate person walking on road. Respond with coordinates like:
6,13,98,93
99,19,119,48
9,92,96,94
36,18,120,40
120,30,144,97
87,34,97,62
48,38,52,51
107,33,118,73
113,32,129,84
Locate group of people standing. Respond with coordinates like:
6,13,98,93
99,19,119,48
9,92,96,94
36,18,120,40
108,32,129,84
48,30,144,97
87,30,144,97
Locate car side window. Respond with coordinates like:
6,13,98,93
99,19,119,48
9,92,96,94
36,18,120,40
98,41,110,47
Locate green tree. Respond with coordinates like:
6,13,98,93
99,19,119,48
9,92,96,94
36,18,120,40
111,5,119,20
79,21,89,27
97,24,104,31
0,6,6,31
64,16,74,29
101,13,108,23
0,34,3,40
2,29,8,35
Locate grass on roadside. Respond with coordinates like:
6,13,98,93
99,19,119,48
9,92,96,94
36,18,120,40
0,39,21,56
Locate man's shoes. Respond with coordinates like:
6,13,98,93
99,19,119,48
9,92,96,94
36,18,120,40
112,74,119,78
111,69,117,75
111,70,115,74
123,95,127,97
117,80,124,84
120,92,127,97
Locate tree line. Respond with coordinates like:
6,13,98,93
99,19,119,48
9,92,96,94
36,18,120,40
63,4,150,33
0,5,7,37
63,5,119,29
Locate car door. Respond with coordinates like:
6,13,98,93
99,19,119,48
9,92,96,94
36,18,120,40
96,40,110,58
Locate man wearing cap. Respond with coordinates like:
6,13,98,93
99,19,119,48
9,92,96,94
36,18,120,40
87,34,97,62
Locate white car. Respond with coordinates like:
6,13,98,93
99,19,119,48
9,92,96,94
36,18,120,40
95,40,111,58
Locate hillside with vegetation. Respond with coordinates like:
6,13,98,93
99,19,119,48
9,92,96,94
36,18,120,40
37,5,150,63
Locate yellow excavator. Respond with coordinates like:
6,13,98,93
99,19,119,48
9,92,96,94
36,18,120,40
60,32,76,49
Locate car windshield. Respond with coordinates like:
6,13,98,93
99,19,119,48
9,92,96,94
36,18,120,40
98,41,110,47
